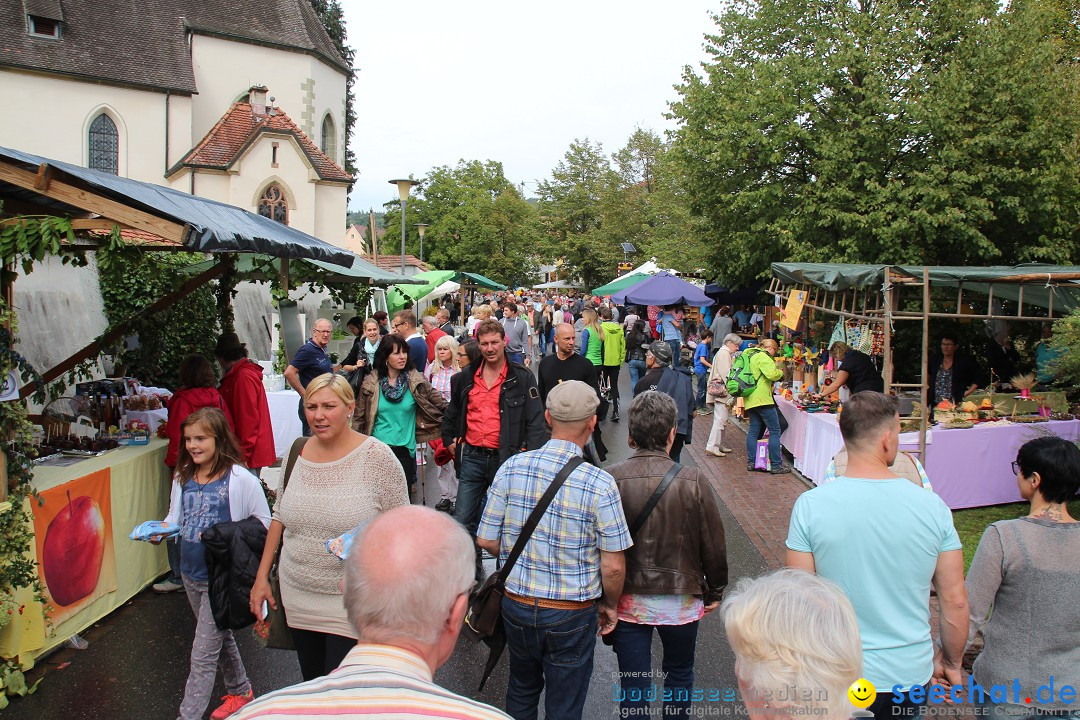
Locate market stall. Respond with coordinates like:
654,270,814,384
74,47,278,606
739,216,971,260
775,395,1079,508
0,145,418,665
768,262,1079,463
0,440,170,662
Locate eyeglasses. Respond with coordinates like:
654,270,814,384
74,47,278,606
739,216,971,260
1011,461,1022,476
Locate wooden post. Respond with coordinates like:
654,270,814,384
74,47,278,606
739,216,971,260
882,268,896,392
919,267,930,461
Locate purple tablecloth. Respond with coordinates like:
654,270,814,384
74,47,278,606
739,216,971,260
910,420,1080,509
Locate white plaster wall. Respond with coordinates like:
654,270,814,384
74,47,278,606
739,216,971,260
313,185,348,247
189,35,347,152
0,69,187,184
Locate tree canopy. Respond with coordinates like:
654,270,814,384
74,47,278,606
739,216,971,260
669,0,1080,286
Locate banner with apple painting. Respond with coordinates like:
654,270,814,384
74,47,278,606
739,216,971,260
32,469,118,624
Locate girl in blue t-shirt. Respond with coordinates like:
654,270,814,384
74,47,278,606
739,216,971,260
157,407,270,720
694,329,713,411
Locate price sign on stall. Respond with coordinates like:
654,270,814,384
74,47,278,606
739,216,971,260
781,290,806,331
0,371,18,402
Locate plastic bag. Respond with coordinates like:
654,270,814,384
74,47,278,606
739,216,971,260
129,520,179,542
754,438,771,471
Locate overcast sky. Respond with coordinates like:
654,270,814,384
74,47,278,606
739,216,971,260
343,0,719,212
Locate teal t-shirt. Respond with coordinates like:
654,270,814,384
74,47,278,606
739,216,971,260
373,388,417,454
786,477,962,691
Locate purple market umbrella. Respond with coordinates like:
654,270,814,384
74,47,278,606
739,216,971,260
611,271,714,306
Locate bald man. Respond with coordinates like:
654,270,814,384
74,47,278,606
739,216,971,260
284,318,335,435
233,507,510,719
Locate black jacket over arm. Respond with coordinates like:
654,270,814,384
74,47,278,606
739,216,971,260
202,517,268,631
927,352,983,404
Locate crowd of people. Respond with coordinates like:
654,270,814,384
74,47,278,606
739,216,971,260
144,290,1077,720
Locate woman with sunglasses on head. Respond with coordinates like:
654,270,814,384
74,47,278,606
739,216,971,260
962,436,1080,719
353,334,447,496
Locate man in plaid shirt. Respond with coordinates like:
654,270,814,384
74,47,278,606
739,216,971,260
477,380,631,720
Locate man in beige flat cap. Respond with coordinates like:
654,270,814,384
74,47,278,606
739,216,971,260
477,380,631,720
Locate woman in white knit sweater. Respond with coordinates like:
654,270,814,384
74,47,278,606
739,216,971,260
250,373,408,681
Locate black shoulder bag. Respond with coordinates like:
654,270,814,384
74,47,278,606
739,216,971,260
464,455,584,690
601,461,681,645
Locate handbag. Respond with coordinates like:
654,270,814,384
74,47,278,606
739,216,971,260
463,455,584,690
255,436,307,650
754,436,770,471
601,462,681,646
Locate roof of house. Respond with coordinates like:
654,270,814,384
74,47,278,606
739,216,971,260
0,0,349,94
171,101,352,183
372,254,429,271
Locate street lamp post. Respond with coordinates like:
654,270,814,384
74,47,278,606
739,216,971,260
414,223,429,264
388,178,420,276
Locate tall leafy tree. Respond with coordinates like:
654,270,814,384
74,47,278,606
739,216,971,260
381,160,541,285
309,0,357,178
669,0,1080,286
536,139,621,289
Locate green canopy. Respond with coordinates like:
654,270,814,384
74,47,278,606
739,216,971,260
385,270,458,313
459,271,506,291
771,263,1080,313
591,272,652,296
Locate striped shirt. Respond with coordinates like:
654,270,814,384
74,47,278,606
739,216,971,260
477,439,632,602
231,644,510,719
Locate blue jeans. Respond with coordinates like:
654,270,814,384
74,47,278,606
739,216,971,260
452,448,501,537
746,405,782,468
508,351,525,366
611,619,700,719
537,333,547,356
628,359,647,393
502,596,598,720
695,371,708,408
297,397,309,436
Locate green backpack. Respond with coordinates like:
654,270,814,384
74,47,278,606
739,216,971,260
726,347,763,398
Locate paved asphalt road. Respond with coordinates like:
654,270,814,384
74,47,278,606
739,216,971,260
5,361,768,719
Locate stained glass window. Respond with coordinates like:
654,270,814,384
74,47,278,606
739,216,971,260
258,185,288,224
88,114,118,175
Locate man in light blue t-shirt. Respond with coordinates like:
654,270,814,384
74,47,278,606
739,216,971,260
785,391,969,720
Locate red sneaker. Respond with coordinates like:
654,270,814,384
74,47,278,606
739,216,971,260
210,690,254,720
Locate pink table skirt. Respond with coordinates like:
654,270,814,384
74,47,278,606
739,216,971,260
905,419,1080,509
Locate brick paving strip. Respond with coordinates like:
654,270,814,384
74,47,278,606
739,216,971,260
684,410,809,569
686,409,983,710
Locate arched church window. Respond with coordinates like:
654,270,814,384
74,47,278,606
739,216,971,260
321,114,336,160
258,185,289,224
88,114,118,175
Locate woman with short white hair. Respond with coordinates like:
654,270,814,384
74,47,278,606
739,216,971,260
705,333,742,457
723,569,862,718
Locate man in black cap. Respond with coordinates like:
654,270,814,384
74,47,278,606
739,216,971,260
634,341,695,461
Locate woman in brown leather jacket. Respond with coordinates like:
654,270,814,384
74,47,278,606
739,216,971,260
352,334,446,495
606,390,729,719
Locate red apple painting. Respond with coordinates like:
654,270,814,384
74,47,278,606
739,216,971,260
33,469,117,623
42,491,105,606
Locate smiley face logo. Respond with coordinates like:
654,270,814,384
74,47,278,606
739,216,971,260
848,678,876,708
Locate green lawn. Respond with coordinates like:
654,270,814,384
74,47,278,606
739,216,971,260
952,500,1079,570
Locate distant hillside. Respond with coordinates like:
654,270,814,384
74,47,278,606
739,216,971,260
346,210,385,229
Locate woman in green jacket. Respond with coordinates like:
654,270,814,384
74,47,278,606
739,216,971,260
599,306,626,420
579,308,605,366
743,339,789,474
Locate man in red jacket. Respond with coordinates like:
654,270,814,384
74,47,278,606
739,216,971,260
214,333,276,476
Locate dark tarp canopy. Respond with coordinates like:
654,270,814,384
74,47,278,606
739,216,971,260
181,253,423,286
771,263,1080,313
0,146,355,266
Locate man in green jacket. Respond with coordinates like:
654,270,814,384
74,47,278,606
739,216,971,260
744,339,790,474
599,307,626,420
